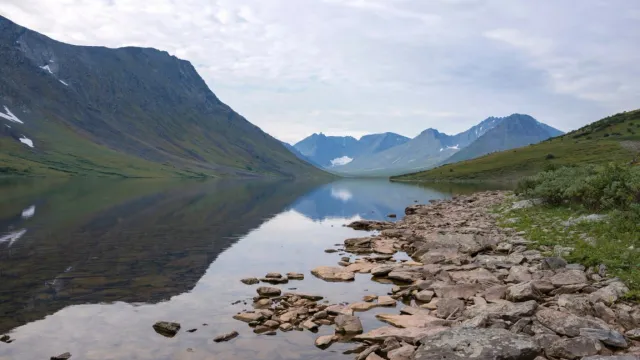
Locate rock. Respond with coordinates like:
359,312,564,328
302,319,319,331
496,242,514,252
507,266,532,283
541,257,568,270
506,282,539,302
213,331,239,342
463,300,538,322
583,356,640,360
530,280,555,294
335,314,363,334
234,312,265,323
626,328,640,340
415,290,434,302
326,304,354,316
420,248,468,265
589,281,629,305
254,298,272,308
279,323,293,331
535,308,608,336
388,213,397,218
449,268,500,285
387,344,415,360
241,277,260,285
376,313,449,328
363,294,378,302
534,333,560,349
510,318,531,333
341,256,351,262
356,345,381,360
371,265,396,277
461,314,489,328
265,272,282,278
436,298,465,319
315,334,336,349
381,337,402,352
260,276,288,284
580,328,628,348
557,294,593,316
566,263,586,271
346,262,377,273
413,328,540,360
511,199,541,210
483,285,508,301
594,302,617,323
344,343,369,354
366,353,385,360
550,270,588,287
476,253,524,267
263,320,280,328
400,306,429,316
50,353,72,360
253,325,271,334
283,292,323,301
287,272,304,280
338,261,351,267
434,284,482,299
547,336,602,360
153,321,181,337
0,335,10,343
350,302,378,312
256,286,281,297
325,248,339,253
311,266,355,282
347,220,394,230
387,269,422,283
377,296,397,307
313,310,328,320
355,326,449,345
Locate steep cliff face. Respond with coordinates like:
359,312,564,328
0,15,325,178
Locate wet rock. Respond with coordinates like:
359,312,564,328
279,323,293,331
363,294,378,302
341,256,351,262
376,313,449,328
338,261,350,267
326,304,354,316
547,336,602,360
0,335,10,343
541,257,568,270
335,314,363,334
257,286,281,297
213,331,239,342
344,343,369,354
535,308,608,336
50,353,72,360
263,320,280,328
506,282,539,302
233,312,265,323
434,284,482,299
371,265,396,277
580,328,628,348
415,290,434,302
254,298,272,308
436,298,465,319
589,281,629,305
287,272,304,280
348,220,394,231
311,266,355,282
325,248,339,253
302,319,319,331
413,328,540,360
387,269,422,283
315,334,336,349
253,325,271,334
241,277,260,285
350,302,378,312
355,326,449,345
265,272,282,278
550,269,588,287
260,276,289,284
153,321,181,337
463,300,538,322
377,296,397,307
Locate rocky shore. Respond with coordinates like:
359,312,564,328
232,191,640,360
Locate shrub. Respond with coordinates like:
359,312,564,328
545,153,555,160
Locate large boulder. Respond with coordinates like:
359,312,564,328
589,281,629,305
549,270,588,287
311,266,355,282
412,328,540,360
546,336,602,360
535,308,608,336
335,314,364,334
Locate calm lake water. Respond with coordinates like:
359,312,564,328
0,178,504,360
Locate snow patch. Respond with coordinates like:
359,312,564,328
0,106,24,124
40,65,53,74
447,144,460,150
19,136,34,148
59,80,69,86
0,229,26,247
439,148,443,152
330,156,353,167
22,205,36,219
331,188,353,202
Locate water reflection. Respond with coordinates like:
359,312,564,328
0,178,504,360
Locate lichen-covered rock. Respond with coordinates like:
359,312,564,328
579,328,628,348
535,308,608,336
546,336,602,360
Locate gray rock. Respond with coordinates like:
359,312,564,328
482,285,508,301
547,336,602,360
315,334,336,349
579,328,628,348
335,314,363,334
257,286,281,297
566,263,586,271
511,199,542,210
589,281,629,305
413,328,540,360
550,270,588,287
381,337,402,352
387,344,415,360
507,266,532,283
50,353,72,360
371,265,396,277
541,257,567,270
582,356,640,360
436,298,465,319
152,321,181,337
557,294,593,316
533,333,560,349
355,326,448,345
311,266,355,282
265,272,282,278
463,300,538,322
287,272,304,280
415,290,434,302
535,308,608,337
387,269,423,283
241,277,260,285
506,282,539,302
626,328,640,340
356,345,381,360
213,330,239,342
594,302,617,323
434,284,482,299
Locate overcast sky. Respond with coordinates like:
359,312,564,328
1,0,639,143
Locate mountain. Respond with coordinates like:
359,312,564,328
442,114,564,164
335,116,505,176
292,132,409,168
280,141,322,168
0,16,326,178
393,109,639,182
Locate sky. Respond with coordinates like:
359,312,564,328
1,0,639,143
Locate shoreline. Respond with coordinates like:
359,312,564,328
231,190,639,359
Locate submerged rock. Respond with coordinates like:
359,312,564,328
213,331,239,342
240,277,260,285
50,353,72,360
152,321,181,337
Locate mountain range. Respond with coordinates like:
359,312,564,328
0,15,324,178
292,114,563,176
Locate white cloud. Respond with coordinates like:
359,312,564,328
1,0,639,143
330,156,354,167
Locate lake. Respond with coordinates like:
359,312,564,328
0,178,505,360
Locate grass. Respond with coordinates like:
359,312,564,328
495,201,640,300
393,109,640,182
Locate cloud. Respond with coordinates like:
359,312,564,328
1,0,639,143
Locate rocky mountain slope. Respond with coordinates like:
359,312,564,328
394,109,639,182
0,15,325,178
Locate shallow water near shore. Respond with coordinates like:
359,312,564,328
0,178,505,360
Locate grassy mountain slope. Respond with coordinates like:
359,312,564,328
0,16,326,178
393,109,640,182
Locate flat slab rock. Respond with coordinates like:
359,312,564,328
413,328,541,360
311,266,355,282
355,326,448,345
535,308,609,337
375,313,449,328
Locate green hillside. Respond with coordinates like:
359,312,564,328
392,109,640,182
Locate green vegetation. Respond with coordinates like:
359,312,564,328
393,109,640,182
496,164,640,299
